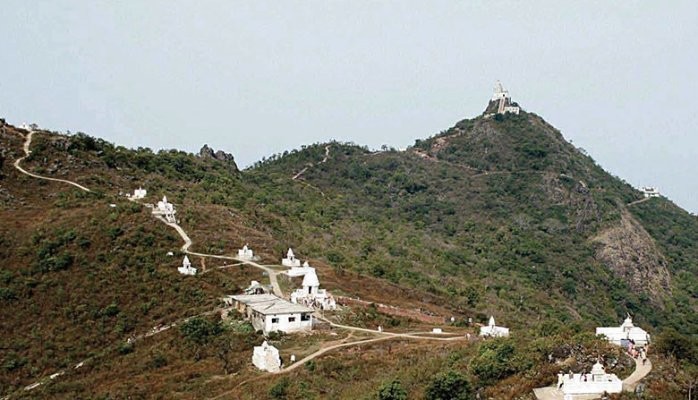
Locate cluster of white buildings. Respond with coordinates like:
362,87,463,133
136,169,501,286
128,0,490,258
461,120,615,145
487,81,521,116
153,196,177,223
289,265,336,310
639,186,660,198
596,315,651,347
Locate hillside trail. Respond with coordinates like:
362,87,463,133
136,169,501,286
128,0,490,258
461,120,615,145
627,197,651,207
13,130,92,192
154,216,284,297
532,356,652,400
291,145,331,180
210,323,471,400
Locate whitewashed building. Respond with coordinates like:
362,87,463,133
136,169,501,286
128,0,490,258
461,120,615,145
490,81,520,115
237,244,254,260
290,267,337,310
154,196,177,223
225,294,313,335
596,315,651,346
131,188,147,200
480,316,510,338
244,280,270,295
556,361,622,397
252,341,281,372
281,248,301,267
178,255,197,276
640,186,660,198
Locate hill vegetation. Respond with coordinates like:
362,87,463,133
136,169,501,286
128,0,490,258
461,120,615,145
0,107,696,399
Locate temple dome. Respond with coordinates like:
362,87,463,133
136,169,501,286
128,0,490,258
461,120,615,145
302,270,320,287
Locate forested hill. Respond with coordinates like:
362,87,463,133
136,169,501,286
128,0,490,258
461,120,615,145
1,107,696,398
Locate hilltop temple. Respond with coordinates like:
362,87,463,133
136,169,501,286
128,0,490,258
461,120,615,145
237,244,254,260
480,316,510,337
596,315,650,346
178,255,197,276
281,248,301,267
485,81,520,116
287,261,315,277
129,187,147,200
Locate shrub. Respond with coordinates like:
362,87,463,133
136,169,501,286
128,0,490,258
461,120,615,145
424,370,471,400
378,379,407,400
269,377,290,399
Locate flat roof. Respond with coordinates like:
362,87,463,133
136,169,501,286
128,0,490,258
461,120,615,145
229,294,313,315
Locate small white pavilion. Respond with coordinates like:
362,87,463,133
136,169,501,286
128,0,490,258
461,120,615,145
130,188,147,200
596,315,651,347
178,255,197,276
252,341,281,372
237,244,254,260
290,267,337,310
480,316,510,338
281,248,301,267
556,361,622,397
154,196,177,223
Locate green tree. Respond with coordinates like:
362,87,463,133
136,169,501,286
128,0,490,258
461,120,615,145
424,370,471,400
180,317,222,346
378,379,407,400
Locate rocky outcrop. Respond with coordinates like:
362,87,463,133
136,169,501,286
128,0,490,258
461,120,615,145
592,210,671,302
198,144,239,171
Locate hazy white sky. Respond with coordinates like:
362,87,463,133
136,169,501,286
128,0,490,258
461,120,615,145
1,1,697,212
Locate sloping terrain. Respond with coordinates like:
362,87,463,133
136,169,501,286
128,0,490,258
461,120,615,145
0,106,696,399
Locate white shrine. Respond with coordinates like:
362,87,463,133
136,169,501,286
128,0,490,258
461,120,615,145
287,261,315,277
244,280,269,295
130,187,147,199
154,196,177,223
480,316,510,338
237,244,254,260
252,341,281,372
640,186,660,198
489,81,520,115
596,315,651,347
556,361,622,397
290,266,337,310
178,255,197,276
281,248,301,267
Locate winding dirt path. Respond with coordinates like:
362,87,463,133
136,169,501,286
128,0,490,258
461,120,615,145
154,216,284,297
291,144,331,180
13,130,92,192
627,197,651,207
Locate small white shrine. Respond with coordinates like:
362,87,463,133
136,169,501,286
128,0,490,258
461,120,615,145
480,316,510,338
130,187,147,200
154,196,177,223
178,255,197,276
237,244,254,260
244,280,269,295
286,260,315,277
490,81,520,115
596,315,651,347
290,267,337,310
281,248,301,267
252,341,281,372
640,186,660,198
556,361,622,397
